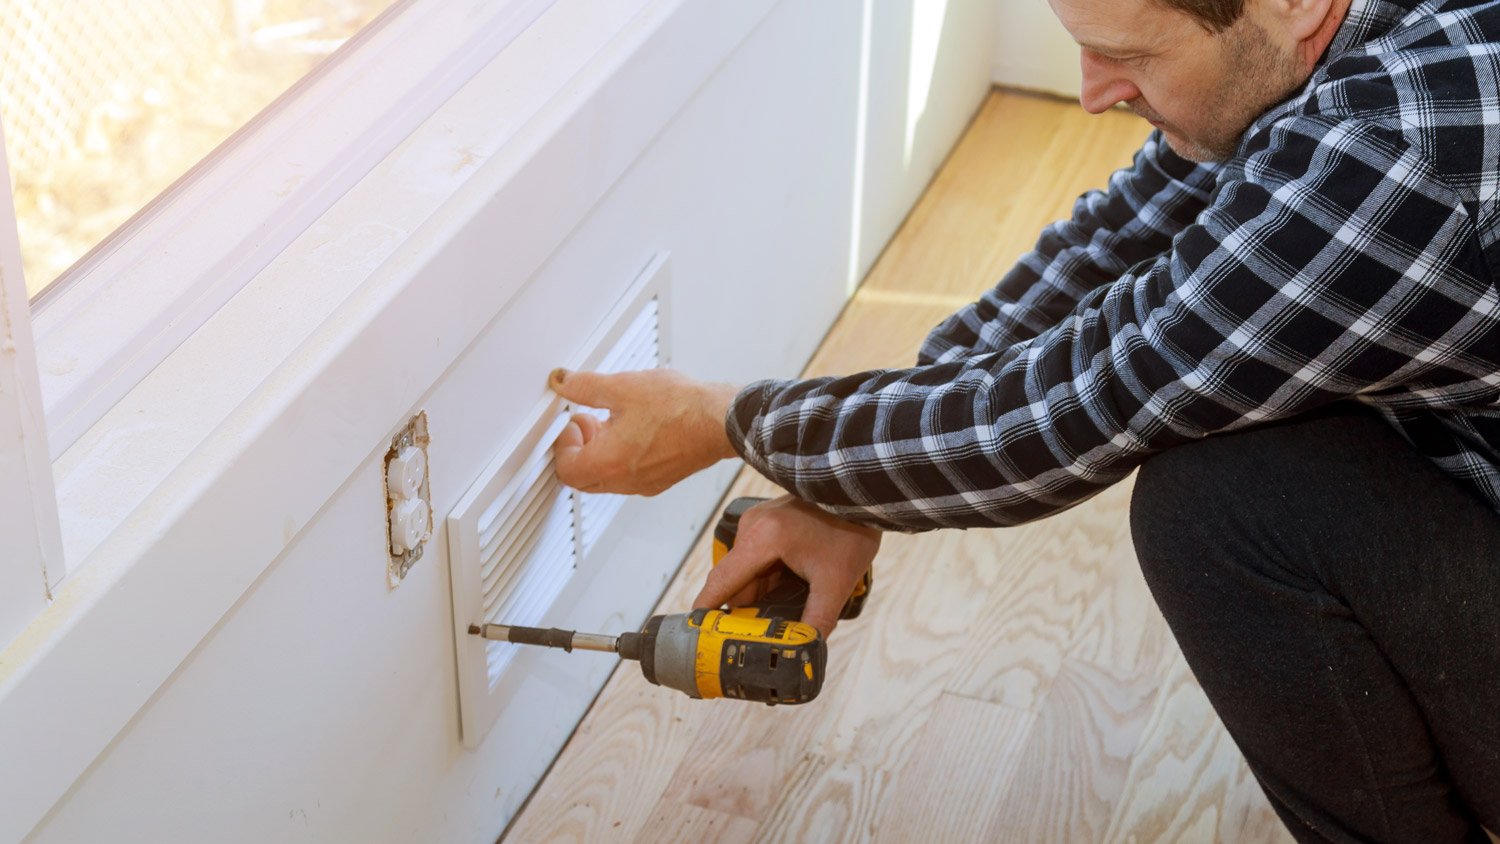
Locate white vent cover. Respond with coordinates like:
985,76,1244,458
447,252,671,748
577,297,661,556
476,412,576,682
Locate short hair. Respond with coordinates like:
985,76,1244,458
1158,0,1247,31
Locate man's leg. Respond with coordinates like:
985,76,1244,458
1130,403,1500,843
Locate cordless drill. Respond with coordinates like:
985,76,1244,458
469,497,872,705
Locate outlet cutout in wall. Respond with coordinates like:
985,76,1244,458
385,411,433,586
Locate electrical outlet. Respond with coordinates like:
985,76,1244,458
385,412,432,586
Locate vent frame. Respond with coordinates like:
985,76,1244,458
446,252,672,748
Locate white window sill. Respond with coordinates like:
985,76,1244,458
31,0,561,460
49,0,646,571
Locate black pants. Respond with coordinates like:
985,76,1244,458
1130,403,1500,843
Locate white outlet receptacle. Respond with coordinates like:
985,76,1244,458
385,412,432,585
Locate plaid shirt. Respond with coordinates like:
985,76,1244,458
726,0,1500,532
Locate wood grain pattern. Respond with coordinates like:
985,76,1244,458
499,673,701,843
868,693,1036,844
942,480,1134,711
633,803,759,843
653,527,998,818
950,483,1179,842
1106,663,1294,843
751,754,891,844
504,89,1286,844
1064,509,1173,672
982,653,1174,842
1102,654,1295,844
864,90,1149,300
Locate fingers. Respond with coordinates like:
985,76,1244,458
727,582,761,608
694,543,780,611
554,419,582,453
570,412,602,443
800,583,845,640
553,413,605,490
548,368,618,410
726,567,784,608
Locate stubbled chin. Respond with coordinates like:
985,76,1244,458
1159,130,1226,163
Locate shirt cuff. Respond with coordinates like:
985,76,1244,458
724,378,791,476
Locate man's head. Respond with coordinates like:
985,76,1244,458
1047,0,1352,161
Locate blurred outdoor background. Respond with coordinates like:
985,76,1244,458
0,0,399,298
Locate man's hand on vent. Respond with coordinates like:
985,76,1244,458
549,368,740,496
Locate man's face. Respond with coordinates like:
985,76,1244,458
1048,0,1310,161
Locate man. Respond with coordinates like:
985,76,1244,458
548,0,1500,839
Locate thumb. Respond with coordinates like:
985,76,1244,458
549,369,616,410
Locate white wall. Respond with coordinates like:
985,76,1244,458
22,1,996,841
992,0,1081,98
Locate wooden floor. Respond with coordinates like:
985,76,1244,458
503,90,1293,844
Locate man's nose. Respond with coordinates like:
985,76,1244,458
1078,51,1140,114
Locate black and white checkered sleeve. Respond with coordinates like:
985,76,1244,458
918,130,1219,366
728,115,1498,532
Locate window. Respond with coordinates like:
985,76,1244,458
16,0,558,456
0,0,560,633
2,0,405,301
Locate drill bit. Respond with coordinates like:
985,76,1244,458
469,623,642,659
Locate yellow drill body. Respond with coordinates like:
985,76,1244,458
470,497,871,706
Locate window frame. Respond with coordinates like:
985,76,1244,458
28,0,559,458
0,121,63,652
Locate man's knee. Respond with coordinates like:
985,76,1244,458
1128,408,1396,620
1127,424,1324,621
1129,441,1228,592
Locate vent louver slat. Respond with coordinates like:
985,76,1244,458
480,475,567,602
480,457,560,581
595,299,658,375
478,449,558,576
578,297,661,555
483,489,576,681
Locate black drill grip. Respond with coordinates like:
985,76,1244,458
503,625,576,651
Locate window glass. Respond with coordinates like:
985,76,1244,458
1,0,401,299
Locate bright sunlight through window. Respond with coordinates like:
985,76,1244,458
0,0,402,300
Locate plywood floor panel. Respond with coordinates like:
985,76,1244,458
981,655,1165,843
941,481,1133,711
750,754,891,844
497,672,701,843
859,93,1079,300
868,693,1036,844
1102,655,1294,844
503,89,1281,844
633,802,758,843
652,524,1002,819
864,92,1149,300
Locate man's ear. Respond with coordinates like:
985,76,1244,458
1278,0,1338,42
